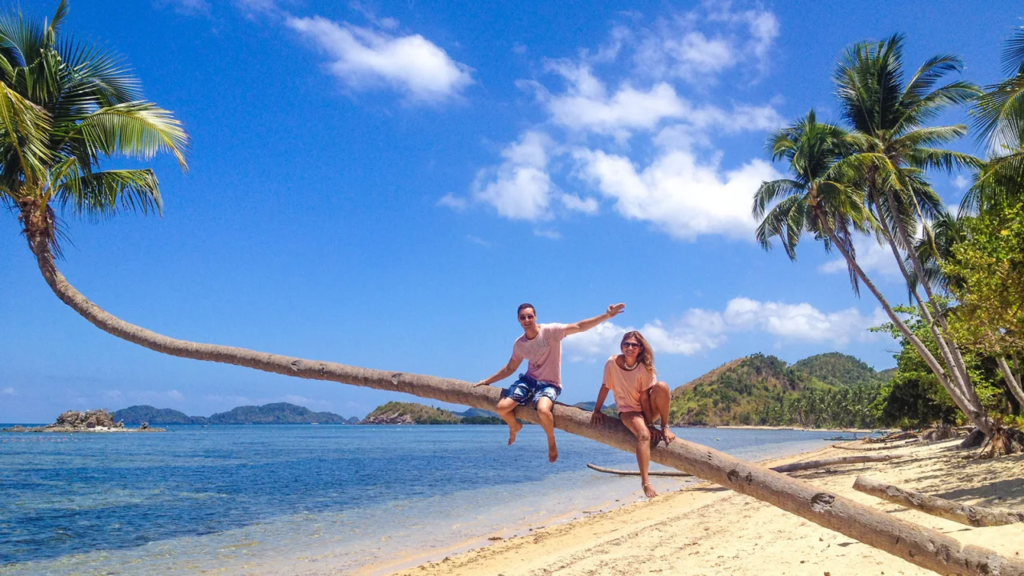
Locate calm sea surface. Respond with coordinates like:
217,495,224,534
0,424,836,575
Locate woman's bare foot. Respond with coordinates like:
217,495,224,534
507,421,523,445
663,428,677,445
642,482,658,498
548,441,559,463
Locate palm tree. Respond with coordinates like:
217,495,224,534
754,110,985,433
966,26,1024,210
832,34,990,436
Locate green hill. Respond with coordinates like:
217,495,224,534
668,352,893,428
791,352,891,388
669,354,811,426
207,403,348,424
362,402,463,424
112,406,207,425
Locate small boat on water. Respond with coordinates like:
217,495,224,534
824,436,858,441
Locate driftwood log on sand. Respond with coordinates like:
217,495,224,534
854,476,1024,527
587,463,692,477
588,455,899,477
770,455,899,473
35,262,1024,575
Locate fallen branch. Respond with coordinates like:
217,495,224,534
587,463,692,477
770,455,899,473
589,455,898,478
832,442,913,452
866,431,918,444
854,476,1024,527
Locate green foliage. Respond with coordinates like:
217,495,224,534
668,352,889,428
871,305,1019,428
945,202,1024,356
206,402,350,424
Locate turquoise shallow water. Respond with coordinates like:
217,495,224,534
0,424,834,575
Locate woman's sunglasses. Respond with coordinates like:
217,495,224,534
622,342,642,349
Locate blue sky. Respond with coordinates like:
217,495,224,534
1,0,1019,422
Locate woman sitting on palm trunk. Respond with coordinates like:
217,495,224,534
591,331,676,498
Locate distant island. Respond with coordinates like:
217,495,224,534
361,402,504,425
3,410,164,433
112,403,360,425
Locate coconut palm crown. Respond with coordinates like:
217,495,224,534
0,0,188,261
753,109,871,292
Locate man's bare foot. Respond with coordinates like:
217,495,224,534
507,421,523,445
663,428,677,445
642,482,658,498
548,441,559,463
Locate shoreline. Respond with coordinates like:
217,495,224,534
388,440,1023,576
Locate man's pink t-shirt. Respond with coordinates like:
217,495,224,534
511,323,569,387
603,356,656,413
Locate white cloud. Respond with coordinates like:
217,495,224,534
534,229,561,240
437,193,468,210
1,387,15,396
573,148,780,240
818,237,903,280
723,297,887,345
466,235,491,247
472,131,555,220
537,63,782,140
953,175,971,191
287,16,473,102
163,0,212,15
634,3,779,82
563,297,886,361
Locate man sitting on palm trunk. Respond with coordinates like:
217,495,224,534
476,302,625,463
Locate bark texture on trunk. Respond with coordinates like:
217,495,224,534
854,476,1024,527
28,246,1024,575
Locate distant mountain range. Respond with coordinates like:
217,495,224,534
112,403,360,425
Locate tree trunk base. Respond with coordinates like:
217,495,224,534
982,426,1024,458
959,428,986,449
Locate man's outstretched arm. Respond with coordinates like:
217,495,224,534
564,303,625,336
475,357,523,387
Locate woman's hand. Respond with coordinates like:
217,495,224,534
591,410,605,426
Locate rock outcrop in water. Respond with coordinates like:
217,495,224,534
2,410,164,433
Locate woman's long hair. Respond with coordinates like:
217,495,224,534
621,331,655,376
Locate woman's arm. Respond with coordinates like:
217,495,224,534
591,385,611,425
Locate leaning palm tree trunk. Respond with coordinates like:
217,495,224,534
876,189,991,434
996,357,1024,408
823,226,979,420
25,239,1024,576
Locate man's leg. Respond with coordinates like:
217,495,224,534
496,397,523,445
535,397,558,463
620,412,656,497
649,381,676,444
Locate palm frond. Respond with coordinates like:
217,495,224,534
753,178,803,218
72,102,189,168
0,81,53,186
1001,26,1024,76
53,167,162,218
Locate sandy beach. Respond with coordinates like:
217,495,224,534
386,440,1023,576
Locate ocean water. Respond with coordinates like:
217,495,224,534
0,424,835,575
